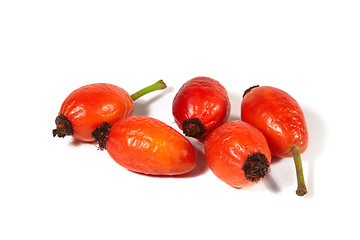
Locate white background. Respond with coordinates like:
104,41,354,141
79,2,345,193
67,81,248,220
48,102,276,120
1,1,359,239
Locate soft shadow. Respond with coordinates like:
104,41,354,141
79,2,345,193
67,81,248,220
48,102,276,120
178,139,209,178
132,86,174,116
68,138,94,147
263,174,282,193
227,114,240,122
262,155,283,193
301,105,327,198
270,156,282,163
302,105,327,160
227,89,242,121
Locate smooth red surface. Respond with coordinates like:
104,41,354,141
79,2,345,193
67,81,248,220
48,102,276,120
59,83,134,142
106,116,196,175
172,76,230,137
204,121,271,188
241,86,308,158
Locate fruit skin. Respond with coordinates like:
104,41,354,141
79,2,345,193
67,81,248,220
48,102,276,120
105,116,196,175
204,121,271,188
172,76,230,138
57,83,133,142
241,86,308,158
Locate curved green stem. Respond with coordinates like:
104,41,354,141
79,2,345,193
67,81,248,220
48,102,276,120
291,146,308,196
130,80,167,101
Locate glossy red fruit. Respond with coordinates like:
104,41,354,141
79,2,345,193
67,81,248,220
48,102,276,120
53,80,166,142
204,121,271,188
92,116,196,175
172,76,230,139
241,85,309,196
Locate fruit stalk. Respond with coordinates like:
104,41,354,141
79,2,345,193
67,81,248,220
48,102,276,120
291,146,307,196
130,80,167,101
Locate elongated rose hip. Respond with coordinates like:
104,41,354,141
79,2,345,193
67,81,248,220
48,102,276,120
172,76,230,139
241,85,309,196
92,116,196,175
53,80,166,142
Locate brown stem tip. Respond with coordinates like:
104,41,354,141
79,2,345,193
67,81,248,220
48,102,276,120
92,122,111,150
53,114,73,138
182,118,206,139
242,85,260,98
242,152,270,182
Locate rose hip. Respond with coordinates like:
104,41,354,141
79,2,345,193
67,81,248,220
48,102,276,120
92,116,196,175
204,120,271,188
172,76,230,139
53,80,166,142
241,85,309,196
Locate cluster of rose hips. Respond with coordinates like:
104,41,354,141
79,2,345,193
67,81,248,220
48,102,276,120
53,77,308,196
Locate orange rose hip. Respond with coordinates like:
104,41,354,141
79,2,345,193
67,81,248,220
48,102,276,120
241,85,309,196
204,121,271,188
53,80,166,142
92,116,196,175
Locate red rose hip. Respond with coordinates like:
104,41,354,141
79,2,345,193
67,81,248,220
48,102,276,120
92,116,196,175
241,85,309,196
204,121,271,188
172,76,230,139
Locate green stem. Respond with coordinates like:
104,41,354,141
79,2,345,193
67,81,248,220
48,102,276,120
130,80,167,101
291,146,308,196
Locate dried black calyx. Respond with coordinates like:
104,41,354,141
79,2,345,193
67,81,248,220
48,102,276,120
182,118,206,139
242,152,270,182
92,122,111,150
242,85,260,98
53,114,74,138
